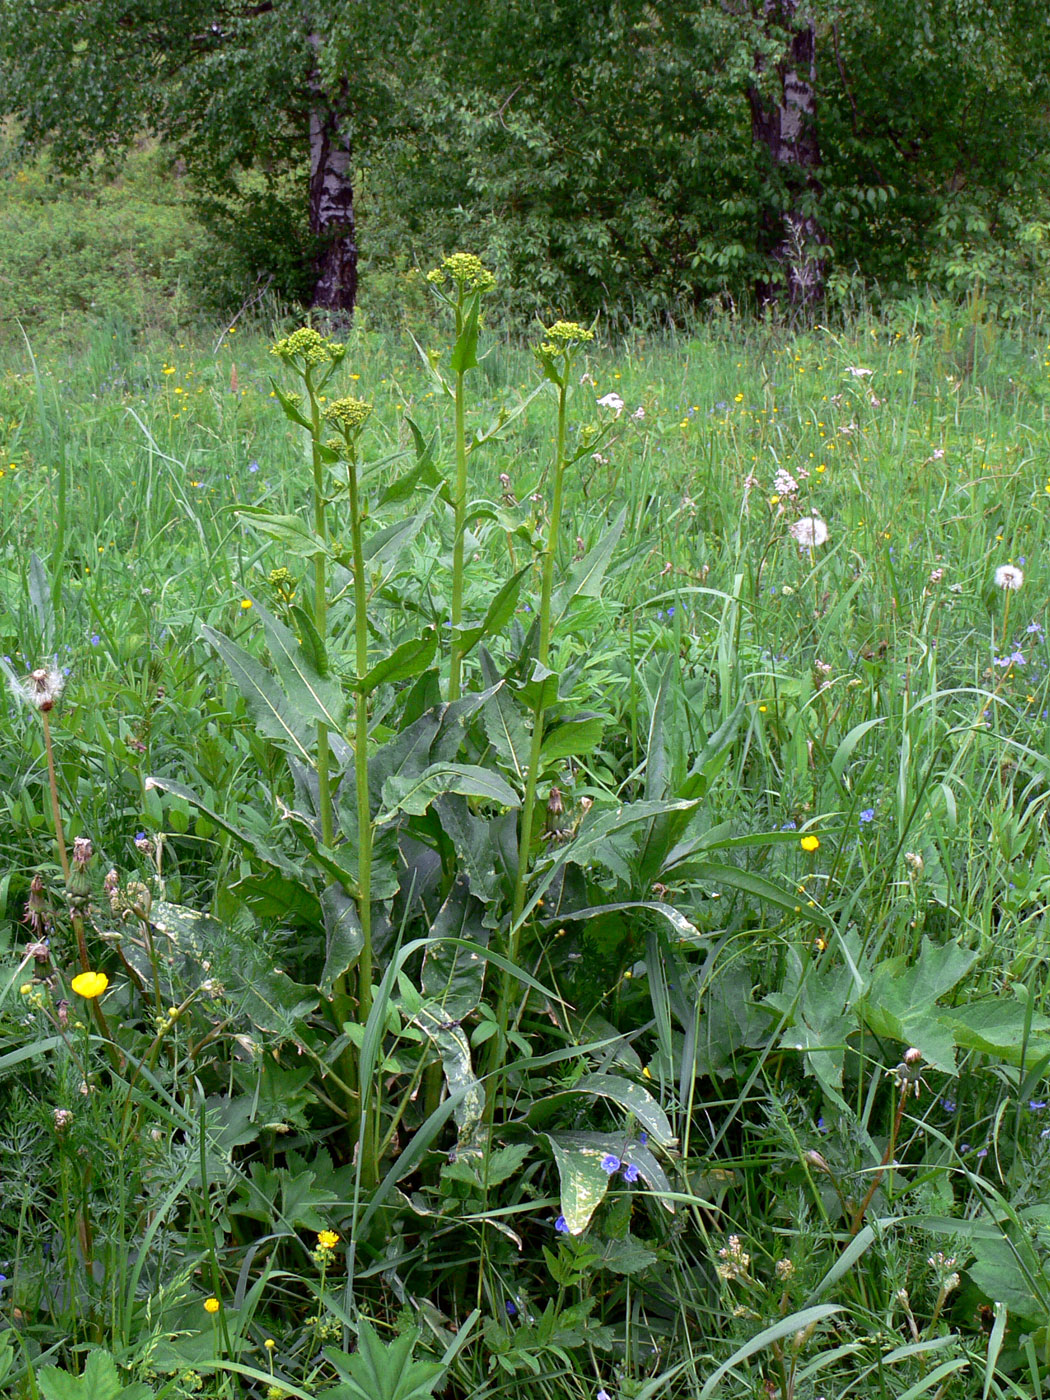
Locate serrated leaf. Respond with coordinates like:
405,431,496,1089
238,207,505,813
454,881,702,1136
269,378,312,428
480,681,531,785
38,1349,154,1400
323,1319,445,1400
597,1235,660,1275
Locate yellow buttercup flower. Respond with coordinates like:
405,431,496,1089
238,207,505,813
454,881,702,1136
317,1229,340,1249
204,1296,220,1314
800,835,820,853
71,971,109,999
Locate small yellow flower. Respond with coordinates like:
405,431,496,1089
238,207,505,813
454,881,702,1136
204,1296,220,1314
800,835,820,853
264,1338,276,1350
20,982,33,995
71,971,109,999
240,599,253,610
317,1229,340,1249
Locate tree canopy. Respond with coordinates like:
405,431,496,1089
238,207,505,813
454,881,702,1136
2,0,1048,317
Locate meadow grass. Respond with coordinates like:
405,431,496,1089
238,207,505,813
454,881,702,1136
2,294,1050,1399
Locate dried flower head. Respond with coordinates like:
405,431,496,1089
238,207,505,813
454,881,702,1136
9,667,65,712
72,837,93,867
53,1108,73,1130
904,851,924,876
995,564,1024,591
789,515,829,549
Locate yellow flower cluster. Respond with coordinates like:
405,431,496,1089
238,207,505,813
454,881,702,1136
271,328,345,367
427,252,495,292
539,321,594,355
324,397,372,434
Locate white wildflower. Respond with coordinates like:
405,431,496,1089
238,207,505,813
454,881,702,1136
597,392,625,416
632,405,645,420
8,666,65,712
844,366,873,378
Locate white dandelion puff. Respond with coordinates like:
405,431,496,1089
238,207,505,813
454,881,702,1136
995,564,1024,591
789,515,829,549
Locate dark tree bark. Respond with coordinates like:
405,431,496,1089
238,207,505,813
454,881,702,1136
748,0,826,306
308,97,358,312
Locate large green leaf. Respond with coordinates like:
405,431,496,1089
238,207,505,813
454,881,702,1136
200,623,313,761
320,884,365,996
449,290,481,373
861,937,977,1070
553,508,626,616
421,875,490,1019
378,762,519,823
359,627,438,694
544,1132,615,1235
323,1319,445,1400
38,1350,154,1400
570,1074,675,1147
254,598,346,728
452,566,529,659
234,505,327,558
414,1004,485,1142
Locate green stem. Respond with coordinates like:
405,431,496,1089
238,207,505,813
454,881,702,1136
449,366,468,701
347,443,377,1186
490,374,570,1086
307,370,334,847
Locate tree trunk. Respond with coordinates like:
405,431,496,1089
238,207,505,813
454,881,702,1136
747,0,825,307
309,98,357,312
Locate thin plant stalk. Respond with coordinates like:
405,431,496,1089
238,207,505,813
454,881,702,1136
448,361,468,701
307,366,335,848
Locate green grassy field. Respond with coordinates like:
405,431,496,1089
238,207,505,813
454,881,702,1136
3,280,1050,1400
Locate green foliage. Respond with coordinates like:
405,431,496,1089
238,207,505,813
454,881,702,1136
7,285,1050,1400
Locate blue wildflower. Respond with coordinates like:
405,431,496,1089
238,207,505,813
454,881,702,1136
248,460,259,473
598,1390,612,1400
90,634,101,646
505,1300,517,1317
600,1154,622,1174
554,1215,569,1234
1029,1100,1047,1111
623,1163,640,1184
638,1130,648,1145
859,808,875,824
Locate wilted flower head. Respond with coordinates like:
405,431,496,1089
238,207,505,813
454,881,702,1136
904,851,924,876
789,515,829,549
270,327,344,367
323,396,373,435
72,837,93,868
9,667,65,713
995,564,1024,591
53,1108,73,1131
